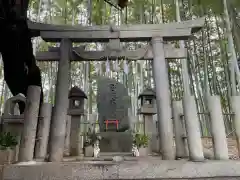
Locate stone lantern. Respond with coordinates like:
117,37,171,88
68,86,87,156
137,88,157,154
68,86,87,115
138,88,156,113
2,94,26,162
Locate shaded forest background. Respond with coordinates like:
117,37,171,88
1,0,240,136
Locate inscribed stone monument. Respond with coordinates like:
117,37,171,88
97,77,131,132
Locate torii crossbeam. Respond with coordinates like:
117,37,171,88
28,18,205,42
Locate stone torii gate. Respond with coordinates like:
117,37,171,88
29,18,205,162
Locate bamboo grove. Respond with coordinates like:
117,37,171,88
0,0,240,137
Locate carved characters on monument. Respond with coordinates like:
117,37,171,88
97,77,131,132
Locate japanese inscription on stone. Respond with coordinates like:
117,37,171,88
97,77,130,132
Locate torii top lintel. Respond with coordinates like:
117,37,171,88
28,17,205,43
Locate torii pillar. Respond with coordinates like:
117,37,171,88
152,37,175,159
48,39,71,162
151,24,204,159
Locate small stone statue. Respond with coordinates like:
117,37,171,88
93,140,100,158
132,144,139,157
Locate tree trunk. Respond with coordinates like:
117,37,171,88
223,0,240,95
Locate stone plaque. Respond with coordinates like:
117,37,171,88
97,77,131,132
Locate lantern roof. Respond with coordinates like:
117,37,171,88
138,88,156,99
68,86,87,99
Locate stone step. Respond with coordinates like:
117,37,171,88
63,153,151,162
163,179,240,180
100,152,132,156
2,160,240,180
